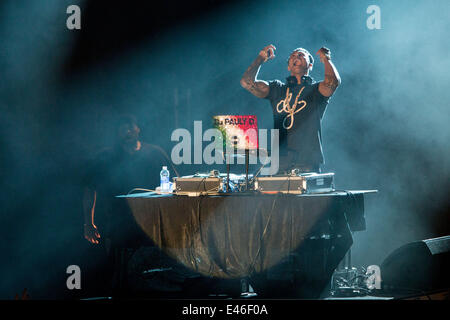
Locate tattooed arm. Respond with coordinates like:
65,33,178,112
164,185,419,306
240,44,276,98
316,47,341,97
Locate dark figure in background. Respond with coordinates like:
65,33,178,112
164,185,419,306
241,45,341,173
82,114,177,293
83,114,176,246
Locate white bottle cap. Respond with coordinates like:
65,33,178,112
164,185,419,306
163,166,167,170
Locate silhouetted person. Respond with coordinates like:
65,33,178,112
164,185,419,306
83,114,177,245
241,45,341,173
82,114,177,293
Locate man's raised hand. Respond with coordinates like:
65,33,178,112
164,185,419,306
259,44,276,62
316,47,332,63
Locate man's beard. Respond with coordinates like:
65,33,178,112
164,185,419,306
121,135,139,149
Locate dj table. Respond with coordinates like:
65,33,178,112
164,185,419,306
116,191,374,286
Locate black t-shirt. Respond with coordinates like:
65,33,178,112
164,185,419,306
84,142,173,238
265,79,329,166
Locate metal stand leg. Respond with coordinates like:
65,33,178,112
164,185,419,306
346,248,351,269
240,277,257,298
336,247,352,271
226,162,230,192
240,278,249,294
245,149,249,191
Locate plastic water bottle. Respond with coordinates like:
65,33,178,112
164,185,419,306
160,166,170,192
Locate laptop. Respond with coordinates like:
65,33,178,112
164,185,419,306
212,115,259,151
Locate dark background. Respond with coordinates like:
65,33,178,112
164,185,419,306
0,0,448,299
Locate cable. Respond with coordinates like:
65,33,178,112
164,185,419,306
127,188,156,195
197,176,222,195
248,161,267,185
126,187,173,195
247,192,280,276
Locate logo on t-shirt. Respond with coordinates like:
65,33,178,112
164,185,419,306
276,86,307,130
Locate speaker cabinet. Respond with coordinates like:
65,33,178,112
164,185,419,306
381,235,450,294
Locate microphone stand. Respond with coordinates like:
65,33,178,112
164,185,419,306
245,148,249,191
224,148,230,192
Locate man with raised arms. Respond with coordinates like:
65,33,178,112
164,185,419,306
240,44,341,174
